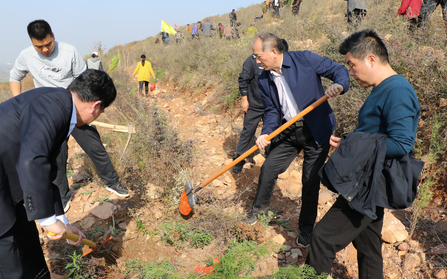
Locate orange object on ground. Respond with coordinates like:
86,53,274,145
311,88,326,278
195,257,219,274
150,83,156,91
179,189,192,215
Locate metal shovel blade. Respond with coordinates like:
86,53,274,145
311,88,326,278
186,180,196,207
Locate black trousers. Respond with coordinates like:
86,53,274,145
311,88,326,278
235,107,264,158
292,2,302,15
0,202,50,279
54,125,119,203
138,81,149,95
347,9,367,26
252,122,330,234
417,0,447,27
307,197,384,278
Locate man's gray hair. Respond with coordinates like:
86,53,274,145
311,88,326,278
257,33,288,53
257,33,287,54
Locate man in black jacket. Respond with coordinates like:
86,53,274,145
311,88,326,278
0,70,117,279
306,29,420,278
230,9,237,27
231,55,266,173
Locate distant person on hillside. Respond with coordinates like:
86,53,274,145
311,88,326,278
191,21,201,39
218,23,225,38
230,9,237,27
417,0,447,43
187,23,192,35
273,0,281,17
262,2,268,15
175,31,184,43
247,24,259,36
9,19,129,215
86,51,103,71
161,32,170,45
292,0,302,16
201,18,216,37
132,54,155,97
398,0,423,32
224,25,233,39
307,29,421,279
231,39,288,173
347,0,367,27
248,33,349,251
233,27,241,39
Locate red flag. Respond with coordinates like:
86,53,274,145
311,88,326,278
174,23,179,28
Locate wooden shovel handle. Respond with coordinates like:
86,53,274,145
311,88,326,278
49,231,97,248
196,95,329,190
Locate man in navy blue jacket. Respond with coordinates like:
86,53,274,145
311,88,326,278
307,30,420,278
248,33,350,247
0,70,116,279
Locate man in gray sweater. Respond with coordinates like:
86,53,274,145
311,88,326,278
86,51,104,71
10,20,129,213
201,18,216,37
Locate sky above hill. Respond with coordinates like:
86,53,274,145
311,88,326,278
0,0,258,68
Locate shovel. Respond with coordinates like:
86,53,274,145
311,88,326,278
49,231,113,257
179,95,329,215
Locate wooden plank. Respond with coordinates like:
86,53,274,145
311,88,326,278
91,121,136,134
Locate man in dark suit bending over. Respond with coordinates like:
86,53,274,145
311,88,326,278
0,69,116,279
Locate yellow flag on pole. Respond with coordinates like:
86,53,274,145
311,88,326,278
161,20,177,35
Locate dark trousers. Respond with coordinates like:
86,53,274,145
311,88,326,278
54,125,119,203
307,197,384,278
252,122,330,234
0,202,50,279
292,2,301,15
347,9,367,26
417,0,447,27
138,81,149,95
235,108,264,158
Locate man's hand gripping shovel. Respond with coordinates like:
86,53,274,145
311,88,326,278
48,231,113,257
179,95,329,216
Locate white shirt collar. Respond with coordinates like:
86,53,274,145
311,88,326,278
68,97,77,136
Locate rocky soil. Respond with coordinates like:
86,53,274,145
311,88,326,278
42,85,447,279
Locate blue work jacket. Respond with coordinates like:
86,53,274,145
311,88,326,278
258,50,350,146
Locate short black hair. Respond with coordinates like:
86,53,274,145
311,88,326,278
257,33,288,54
339,29,389,63
68,69,116,110
141,54,146,58
92,53,97,58
27,20,53,40
281,38,289,52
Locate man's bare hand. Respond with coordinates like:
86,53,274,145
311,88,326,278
256,134,271,150
329,136,341,148
241,96,249,113
324,83,343,100
44,220,67,241
65,224,86,246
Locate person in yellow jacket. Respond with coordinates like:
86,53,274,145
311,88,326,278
132,54,155,96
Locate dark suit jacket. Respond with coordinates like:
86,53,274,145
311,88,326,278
258,50,350,146
0,87,73,236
